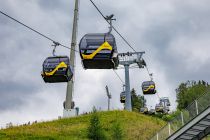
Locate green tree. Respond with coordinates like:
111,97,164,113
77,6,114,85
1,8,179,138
131,88,146,111
88,107,106,140
139,95,146,107
176,80,210,110
111,119,123,140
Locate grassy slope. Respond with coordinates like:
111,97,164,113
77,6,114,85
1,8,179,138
0,111,166,140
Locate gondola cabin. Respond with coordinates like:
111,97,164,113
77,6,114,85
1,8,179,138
155,103,164,113
160,97,171,106
41,56,73,83
167,102,170,106
140,107,148,114
142,81,156,95
79,33,119,69
120,91,126,103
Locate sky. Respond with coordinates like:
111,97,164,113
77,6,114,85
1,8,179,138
0,0,210,128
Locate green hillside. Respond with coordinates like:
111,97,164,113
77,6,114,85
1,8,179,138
0,111,166,140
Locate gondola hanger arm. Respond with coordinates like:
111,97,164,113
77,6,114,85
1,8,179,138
51,41,60,56
149,73,153,81
105,14,116,34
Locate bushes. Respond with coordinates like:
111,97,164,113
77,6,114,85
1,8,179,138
153,110,181,122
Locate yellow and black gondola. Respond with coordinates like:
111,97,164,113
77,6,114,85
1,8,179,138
155,103,164,113
120,91,126,103
140,107,148,114
142,81,156,95
79,33,119,69
41,56,73,83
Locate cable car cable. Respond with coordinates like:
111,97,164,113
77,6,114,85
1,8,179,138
113,70,124,84
0,10,79,53
1,4,158,94
145,66,153,80
89,0,136,52
89,0,155,79
89,0,159,98
156,92,161,99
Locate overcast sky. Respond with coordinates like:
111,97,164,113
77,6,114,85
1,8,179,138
0,0,210,128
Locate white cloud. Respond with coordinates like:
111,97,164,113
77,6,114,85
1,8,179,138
168,35,210,72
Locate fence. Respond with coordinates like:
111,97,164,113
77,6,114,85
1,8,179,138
150,92,210,140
